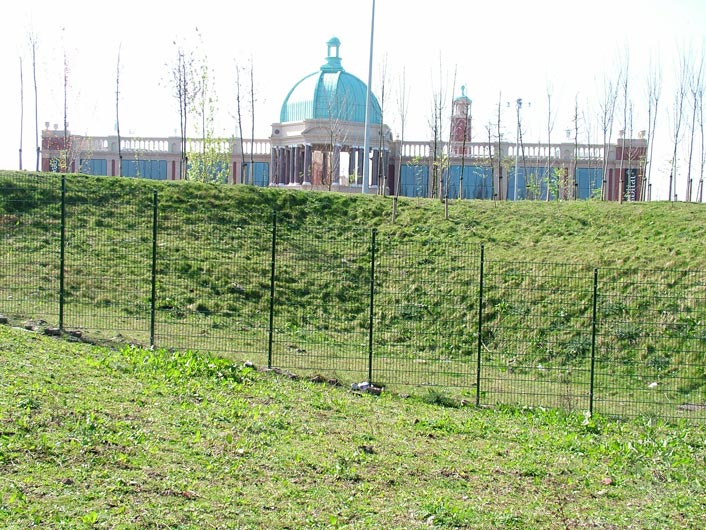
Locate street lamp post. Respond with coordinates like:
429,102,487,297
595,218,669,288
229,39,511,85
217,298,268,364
513,98,522,201
362,0,375,194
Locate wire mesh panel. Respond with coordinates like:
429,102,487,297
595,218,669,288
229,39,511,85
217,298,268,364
595,268,706,421
61,176,154,344
480,260,595,412
373,237,480,394
0,173,61,327
270,224,372,383
155,212,272,366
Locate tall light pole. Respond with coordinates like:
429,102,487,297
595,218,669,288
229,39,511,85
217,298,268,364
362,0,375,194
513,98,522,200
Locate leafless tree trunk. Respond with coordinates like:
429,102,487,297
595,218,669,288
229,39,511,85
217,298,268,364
697,61,705,203
116,45,122,177
670,54,689,202
249,56,256,186
598,72,620,201
496,92,504,201
29,31,40,172
392,66,409,222
517,98,528,199
62,48,69,172
235,62,245,184
171,41,196,181
444,67,457,218
377,54,389,195
645,56,662,201
19,57,24,170
686,50,704,202
458,87,471,200
618,53,630,204
428,54,448,200
573,95,580,200
546,88,556,201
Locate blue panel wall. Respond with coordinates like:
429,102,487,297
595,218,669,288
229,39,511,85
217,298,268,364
242,162,270,187
123,160,168,180
80,159,107,176
399,165,429,197
576,167,603,199
445,165,493,199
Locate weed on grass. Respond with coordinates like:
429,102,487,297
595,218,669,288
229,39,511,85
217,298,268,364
1,324,705,528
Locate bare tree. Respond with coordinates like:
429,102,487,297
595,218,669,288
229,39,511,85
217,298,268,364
597,71,620,201
116,45,122,177
669,53,689,202
428,54,448,200
685,49,704,202
234,61,246,184
392,67,409,222
171,39,197,180
645,55,662,201
29,30,40,171
545,87,557,201
617,51,630,204
443,66,458,217
249,55,256,186
496,91,504,200
19,56,24,170
573,95,580,200
62,44,70,172
376,54,389,195
456,86,472,200
698,54,706,203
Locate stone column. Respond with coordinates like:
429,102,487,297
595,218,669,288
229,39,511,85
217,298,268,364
349,149,357,185
270,147,276,185
357,148,364,185
294,145,301,184
304,145,312,184
372,148,380,189
332,145,341,185
278,148,286,185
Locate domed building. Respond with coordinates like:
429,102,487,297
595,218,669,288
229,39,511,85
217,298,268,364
40,37,648,201
269,37,393,191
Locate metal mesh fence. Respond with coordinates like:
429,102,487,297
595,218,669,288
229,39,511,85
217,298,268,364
0,173,61,327
481,260,595,411
270,223,372,382
1,173,705,421
374,236,479,393
595,268,706,421
61,176,154,343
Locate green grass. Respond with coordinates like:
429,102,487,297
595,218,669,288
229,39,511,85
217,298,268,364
1,171,706,419
1,324,705,529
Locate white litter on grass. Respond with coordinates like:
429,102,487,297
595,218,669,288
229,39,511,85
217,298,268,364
648,382,658,389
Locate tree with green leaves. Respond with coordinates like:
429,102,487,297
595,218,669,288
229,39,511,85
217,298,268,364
190,34,229,184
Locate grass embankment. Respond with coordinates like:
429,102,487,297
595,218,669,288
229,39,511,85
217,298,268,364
1,172,705,415
1,324,705,529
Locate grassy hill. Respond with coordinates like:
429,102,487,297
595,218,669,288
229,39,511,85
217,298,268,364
1,323,705,529
1,171,706,419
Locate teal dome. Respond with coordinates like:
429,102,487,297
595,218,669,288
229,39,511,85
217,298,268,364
280,37,382,124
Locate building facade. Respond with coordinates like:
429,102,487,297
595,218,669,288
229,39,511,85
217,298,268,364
41,38,647,201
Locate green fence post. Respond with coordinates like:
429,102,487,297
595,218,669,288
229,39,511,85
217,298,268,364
589,268,598,416
267,211,277,369
59,175,66,330
475,244,485,407
368,228,377,383
149,190,158,348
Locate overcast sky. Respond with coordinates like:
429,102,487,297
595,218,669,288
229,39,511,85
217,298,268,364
1,0,705,200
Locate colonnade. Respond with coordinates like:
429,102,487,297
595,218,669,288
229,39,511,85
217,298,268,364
270,144,389,187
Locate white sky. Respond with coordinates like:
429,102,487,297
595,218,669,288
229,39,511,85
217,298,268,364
1,0,705,200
